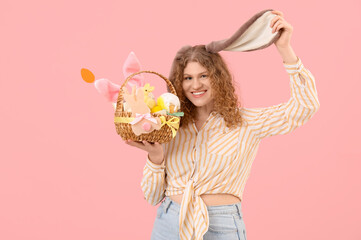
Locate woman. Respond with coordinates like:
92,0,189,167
125,10,320,240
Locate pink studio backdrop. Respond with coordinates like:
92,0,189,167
1,0,360,239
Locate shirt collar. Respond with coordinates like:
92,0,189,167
191,111,218,123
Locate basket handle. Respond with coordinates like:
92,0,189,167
116,70,178,108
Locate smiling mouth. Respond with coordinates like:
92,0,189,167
192,90,207,95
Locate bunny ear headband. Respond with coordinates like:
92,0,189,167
172,9,281,61
205,9,281,53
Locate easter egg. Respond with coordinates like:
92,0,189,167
157,93,180,113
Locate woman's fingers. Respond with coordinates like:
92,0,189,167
125,139,146,150
271,10,283,16
272,20,284,33
270,15,280,28
125,140,163,160
142,140,150,146
142,140,157,149
271,15,284,27
270,9,285,27
125,139,159,151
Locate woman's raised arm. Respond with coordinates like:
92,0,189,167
242,56,320,140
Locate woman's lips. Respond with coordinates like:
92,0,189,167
191,90,207,98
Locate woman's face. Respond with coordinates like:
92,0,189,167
182,61,214,110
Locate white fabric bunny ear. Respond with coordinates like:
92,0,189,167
205,9,281,53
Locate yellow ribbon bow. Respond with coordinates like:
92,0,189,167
159,116,180,138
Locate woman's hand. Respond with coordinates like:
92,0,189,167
270,10,293,48
125,140,164,165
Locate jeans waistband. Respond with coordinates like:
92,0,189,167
162,196,243,216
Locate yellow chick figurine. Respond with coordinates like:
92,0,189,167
143,83,156,110
151,105,163,113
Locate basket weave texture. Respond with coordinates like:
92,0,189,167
114,70,182,143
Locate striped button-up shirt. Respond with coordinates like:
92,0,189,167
141,56,320,240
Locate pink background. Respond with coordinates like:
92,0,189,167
1,0,360,239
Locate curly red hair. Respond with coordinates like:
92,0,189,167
168,45,247,130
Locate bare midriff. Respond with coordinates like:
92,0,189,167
169,193,241,206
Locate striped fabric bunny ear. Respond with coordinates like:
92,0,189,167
205,9,282,53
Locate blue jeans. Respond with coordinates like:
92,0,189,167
151,196,247,240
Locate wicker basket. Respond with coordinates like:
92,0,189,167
114,70,182,143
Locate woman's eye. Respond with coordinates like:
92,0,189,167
184,75,207,80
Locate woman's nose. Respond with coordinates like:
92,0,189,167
192,78,202,88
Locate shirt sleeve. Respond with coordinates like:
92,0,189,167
140,153,166,206
243,56,320,140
